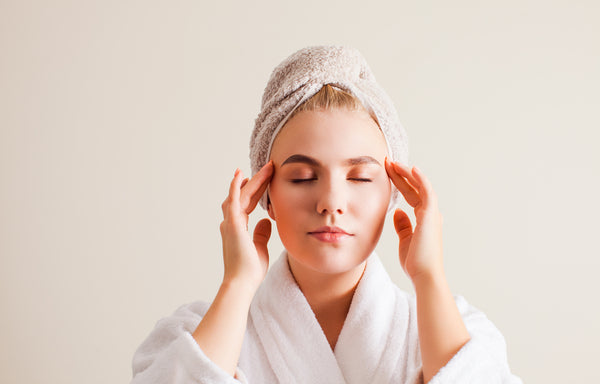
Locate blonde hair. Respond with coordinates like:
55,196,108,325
288,84,379,126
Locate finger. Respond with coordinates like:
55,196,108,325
245,175,271,214
240,161,274,211
393,208,413,240
392,161,437,209
385,158,421,207
253,218,272,261
241,178,249,189
393,209,413,270
391,160,420,190
228,168,243,214
410,166,437,208
385,157,420,191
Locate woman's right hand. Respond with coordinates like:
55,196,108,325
191,161,274,375
219,161,274,290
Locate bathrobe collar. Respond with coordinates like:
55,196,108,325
249,250,409,384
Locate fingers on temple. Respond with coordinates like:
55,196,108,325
385,158,421,207
240,161,274,212
390,160,419,189
409,166,437,207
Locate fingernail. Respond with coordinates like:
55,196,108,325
262,161,273,171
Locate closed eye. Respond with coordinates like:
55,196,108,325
290,178,372,183
290,178,317,183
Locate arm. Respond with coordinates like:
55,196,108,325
413,271,470,383
192,163,274,376
131,164,274,383
192,279,257,376
385,159,470,383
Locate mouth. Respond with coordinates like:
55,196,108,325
308,226,353,243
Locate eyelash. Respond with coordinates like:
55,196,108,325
290,178,372,184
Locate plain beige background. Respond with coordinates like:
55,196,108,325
1,1,599,383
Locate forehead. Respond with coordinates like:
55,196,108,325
270,109,388,162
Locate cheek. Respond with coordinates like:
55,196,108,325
350,181,390,244
350,179,391,212
268,177,311,220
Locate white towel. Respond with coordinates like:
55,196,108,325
249,45,410,212
131,251,523,383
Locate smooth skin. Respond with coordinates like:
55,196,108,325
385,158,471,382
193,108,470,383
265,109,393,350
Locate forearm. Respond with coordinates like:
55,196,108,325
192,279,256,376
413,271,471,383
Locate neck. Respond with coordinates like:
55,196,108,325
287,256,367,350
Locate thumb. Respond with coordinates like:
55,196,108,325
393,208,413,240
253,218,272,261
393,209,413,271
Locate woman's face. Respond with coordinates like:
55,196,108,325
267,108,392,276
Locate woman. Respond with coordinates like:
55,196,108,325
131,46,522,383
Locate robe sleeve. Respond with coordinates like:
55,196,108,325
427,295,523,384
130,301,248,384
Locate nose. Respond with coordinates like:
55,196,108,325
316,177,347,216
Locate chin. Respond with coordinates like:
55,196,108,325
289,245,370,276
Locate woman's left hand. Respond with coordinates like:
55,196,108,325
384,158,445,283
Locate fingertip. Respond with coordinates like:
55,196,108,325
392,161,404,173
384,157,392,171
385,158,396,170
261,160,275,173
412,166,425,181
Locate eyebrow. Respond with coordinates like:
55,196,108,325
280,154,381,167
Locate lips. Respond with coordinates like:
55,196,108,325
308,226,353,243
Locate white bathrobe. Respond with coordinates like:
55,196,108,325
131,252,522,383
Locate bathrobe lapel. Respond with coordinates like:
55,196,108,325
250,251,409,384
250,251,346,383
334,253,410,384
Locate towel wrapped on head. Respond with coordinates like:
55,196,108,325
249,45,409,212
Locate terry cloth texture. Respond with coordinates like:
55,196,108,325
131,251,523,384
249,45,409,212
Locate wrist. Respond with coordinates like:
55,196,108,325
411,267,447,294
220,275,261,301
